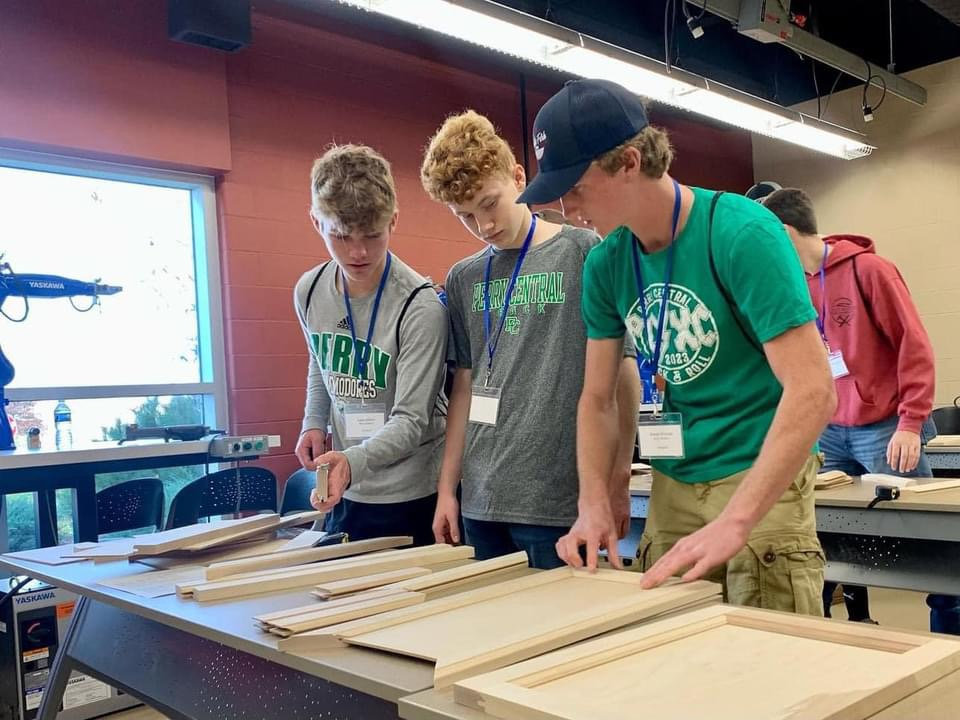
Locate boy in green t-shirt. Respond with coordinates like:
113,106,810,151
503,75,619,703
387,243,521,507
518,79,837,614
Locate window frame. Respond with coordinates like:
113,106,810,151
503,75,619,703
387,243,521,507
1,148,229,431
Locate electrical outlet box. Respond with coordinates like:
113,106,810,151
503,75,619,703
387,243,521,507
207,435,269,460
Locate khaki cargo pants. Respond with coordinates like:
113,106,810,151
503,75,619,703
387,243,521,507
637,454,825,616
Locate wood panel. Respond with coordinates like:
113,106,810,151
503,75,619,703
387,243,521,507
279,567,721,688
454,604,960,720
313,567,431,598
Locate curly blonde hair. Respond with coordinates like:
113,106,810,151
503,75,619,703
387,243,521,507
310,144,396,233
421,110,517,205
596,126,674,179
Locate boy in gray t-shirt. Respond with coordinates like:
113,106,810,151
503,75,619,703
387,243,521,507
294,144,447,545
421,111,638,568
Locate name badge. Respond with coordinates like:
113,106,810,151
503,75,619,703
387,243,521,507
637,412,685,459
469,386,501,426
828,350,850,379
344,403,386,439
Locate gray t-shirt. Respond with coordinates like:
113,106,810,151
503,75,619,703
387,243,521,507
446,225,603,526
294,254,447,504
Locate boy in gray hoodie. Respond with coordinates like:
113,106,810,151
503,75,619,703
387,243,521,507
294,144,447,544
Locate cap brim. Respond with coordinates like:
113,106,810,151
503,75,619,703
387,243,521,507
516,159,591,205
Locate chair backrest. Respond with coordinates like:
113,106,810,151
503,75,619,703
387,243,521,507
932,405,960,436
96,478,165,536
279,468,316,516
165,466,278,529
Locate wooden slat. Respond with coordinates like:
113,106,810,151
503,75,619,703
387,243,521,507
392,551,528,592
255,587,407,625
131,515,281,555
180,511,323,552
267,591,425,636
313,567,432,598
204,536,412,580
184,545,475,602
899,479,960,495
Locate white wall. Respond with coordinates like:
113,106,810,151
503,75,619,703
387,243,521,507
754,57,960,407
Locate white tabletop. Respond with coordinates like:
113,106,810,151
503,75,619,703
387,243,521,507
0,438,214,470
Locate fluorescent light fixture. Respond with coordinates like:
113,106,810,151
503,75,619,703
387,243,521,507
331,0,874,159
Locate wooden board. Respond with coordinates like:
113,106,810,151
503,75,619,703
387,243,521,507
128,515,281,555
133,538,294,569
254,587,407,625
62,538,140,561
453,604,960,720
179,511,323,552
389,551,528,593
184,545,475,602
264,591,425,637
815,470,854,490
204,536,412,580
927,434,960,448
313,567,432,598
900,479,960,494
279,567,721,687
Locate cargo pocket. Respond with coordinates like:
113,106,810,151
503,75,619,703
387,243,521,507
636,533,655,573
728,535,825,616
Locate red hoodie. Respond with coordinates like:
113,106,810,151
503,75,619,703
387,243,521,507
808,235,935,433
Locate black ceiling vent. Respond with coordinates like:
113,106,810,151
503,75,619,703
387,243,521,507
168,0,251,52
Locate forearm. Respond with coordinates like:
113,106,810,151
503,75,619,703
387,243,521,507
577,393,620,508
611,358,640,493
721,380,835,529
303,355,331,433
438,369,471,496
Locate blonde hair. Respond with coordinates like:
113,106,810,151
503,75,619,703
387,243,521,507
421,110,517,205
596,126,674,179
310,144,397,233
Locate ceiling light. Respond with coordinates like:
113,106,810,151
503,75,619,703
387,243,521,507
332,0,874,159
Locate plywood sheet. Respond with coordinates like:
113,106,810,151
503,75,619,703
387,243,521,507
281,567,720,687
97,565,207,598
454,604,960,720
926,434,960,448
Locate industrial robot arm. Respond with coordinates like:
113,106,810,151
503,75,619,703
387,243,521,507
0,257,122,450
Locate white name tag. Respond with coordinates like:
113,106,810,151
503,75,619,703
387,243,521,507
469,387,501,426
345,404,386,439
828,350,850,379
637,413,685,459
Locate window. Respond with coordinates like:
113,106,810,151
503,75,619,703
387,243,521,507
1,151,227,548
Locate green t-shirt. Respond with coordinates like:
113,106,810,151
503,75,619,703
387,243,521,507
582,187,816,483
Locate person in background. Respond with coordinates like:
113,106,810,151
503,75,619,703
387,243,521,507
294,144,448,545
420,109,639,569
763,187,958,634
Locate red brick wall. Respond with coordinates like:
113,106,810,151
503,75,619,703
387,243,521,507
0,1,755,485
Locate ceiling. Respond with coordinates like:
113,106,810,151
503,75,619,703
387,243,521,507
259,0,960,118
495,0,960,107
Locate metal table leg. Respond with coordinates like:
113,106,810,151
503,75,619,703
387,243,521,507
38,597,400,720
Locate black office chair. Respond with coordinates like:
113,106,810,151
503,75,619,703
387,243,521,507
165,466,278,529
96,478,165,536
279,468,316,516
932,397,960,435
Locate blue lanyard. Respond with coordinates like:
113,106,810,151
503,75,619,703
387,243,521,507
483,214,537,383
630,179,682,383
342,252,392,380
816,242,829,344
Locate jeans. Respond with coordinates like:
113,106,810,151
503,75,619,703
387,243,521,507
819,415,959,634
462,518,568,570
324,493,438,547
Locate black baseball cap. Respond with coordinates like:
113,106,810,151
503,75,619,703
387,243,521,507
517,78,650,206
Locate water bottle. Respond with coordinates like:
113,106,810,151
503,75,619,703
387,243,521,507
54,400,73,448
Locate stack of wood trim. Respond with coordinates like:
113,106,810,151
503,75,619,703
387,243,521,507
815,470,854,490
256,551,529,637
177,544,475,601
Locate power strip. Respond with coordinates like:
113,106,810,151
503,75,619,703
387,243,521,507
208,434,270,460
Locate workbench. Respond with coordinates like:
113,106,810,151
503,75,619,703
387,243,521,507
926,442,960,473
0,553,451,720
0,439,241,549
629,475,960,596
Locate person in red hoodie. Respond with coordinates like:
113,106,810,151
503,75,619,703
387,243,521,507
763,187,958,634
